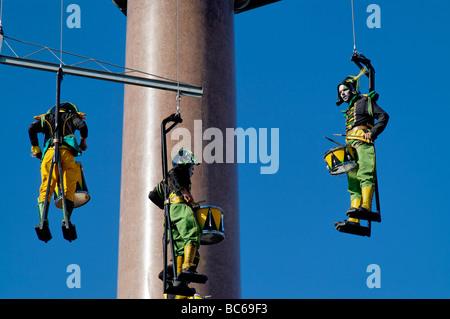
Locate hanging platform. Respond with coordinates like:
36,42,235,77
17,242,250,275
35,223,52,243
165,282,196,297
158,266,198,297
346,208,381,222
158,265,208,284
62,221,77,242
334,220,371,237
177,271,208,284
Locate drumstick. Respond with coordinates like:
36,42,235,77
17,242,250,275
190,200,206,210
324,136,342,146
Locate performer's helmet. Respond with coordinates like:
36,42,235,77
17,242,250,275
46,102,79,114
172,148,199,167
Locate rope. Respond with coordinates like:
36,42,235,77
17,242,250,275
60,0,64,65
2,35,192,84
0,0,3,44
176,0,181,114
0,0,3,55
351,0,357,53
353,67,368,80
0,0,3,26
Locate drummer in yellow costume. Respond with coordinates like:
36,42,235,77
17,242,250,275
28,102,88,229
334,76,389,228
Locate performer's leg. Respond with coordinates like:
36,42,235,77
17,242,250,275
347,167,361,223
60,149,77,202
170,203,201,248
38,149,58,223
355,143,376,212
60,149,79,222
171,226,185,258
39,149,58,204
37,201,45,223
170,203,201,271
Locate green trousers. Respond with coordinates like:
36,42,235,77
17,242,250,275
170,203,201,256
346,140,376,201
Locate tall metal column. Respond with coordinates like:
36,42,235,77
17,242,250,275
117,0,240,298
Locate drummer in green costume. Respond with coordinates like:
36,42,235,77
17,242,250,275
334,75,389,228
149,148,202,278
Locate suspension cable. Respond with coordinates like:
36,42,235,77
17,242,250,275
2,35,191,84
176,0,181,114
0,0,3,38
0,0,3,26
60,0,64,65
351,0,357,53
1,0,5,55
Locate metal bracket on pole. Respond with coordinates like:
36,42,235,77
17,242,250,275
160,113,197,297
34,67,77,242
161,113,182,289
351,51,380,218
54,67,77,242
340,53,381,235
0,55,204,98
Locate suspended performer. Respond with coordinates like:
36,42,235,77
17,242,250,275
28,102,88,229
334,75,389,228
149,148,203,293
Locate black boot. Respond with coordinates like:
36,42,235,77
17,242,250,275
35,201,52,242
62,200,77,242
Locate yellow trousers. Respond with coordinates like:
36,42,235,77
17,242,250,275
39,147,79,203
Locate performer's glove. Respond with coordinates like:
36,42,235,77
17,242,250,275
180,188,194,204
31,146,42,160
79,138,88,151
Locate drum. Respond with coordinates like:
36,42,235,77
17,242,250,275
54,162,91,209
194,205,224,245
324,145,357,175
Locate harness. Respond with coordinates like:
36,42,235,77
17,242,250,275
34,102,86,157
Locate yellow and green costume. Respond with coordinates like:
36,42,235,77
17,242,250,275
149,148,201,272
339,80,389,222
28,102,88,224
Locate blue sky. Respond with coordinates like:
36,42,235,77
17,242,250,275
1,0,450,299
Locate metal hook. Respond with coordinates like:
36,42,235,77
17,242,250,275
176,92,181,115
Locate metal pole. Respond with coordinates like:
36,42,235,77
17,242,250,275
39,68,64,231
53,67,71,232
161,113,183,293
0,25,3,54
0,55,204,97
40,162,54,230
374,168,381,215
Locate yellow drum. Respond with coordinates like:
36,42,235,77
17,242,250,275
324,145,357,175
54,162,91,209
195,205,224,245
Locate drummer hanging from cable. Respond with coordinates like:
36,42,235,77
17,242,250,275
333,64,389,233
28,102,88,241
149,147,208,298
